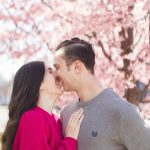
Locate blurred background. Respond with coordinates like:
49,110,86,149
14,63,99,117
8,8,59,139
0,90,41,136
0,0,150,147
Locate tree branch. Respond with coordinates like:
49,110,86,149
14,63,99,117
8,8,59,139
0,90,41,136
41,0,72,23
132,33,143,50
41,0,53,10
2,2,30,34
97,40,112,61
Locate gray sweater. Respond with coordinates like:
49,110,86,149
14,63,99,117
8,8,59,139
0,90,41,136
60,88,150,150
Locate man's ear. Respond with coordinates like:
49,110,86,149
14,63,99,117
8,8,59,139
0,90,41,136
73,60,82,74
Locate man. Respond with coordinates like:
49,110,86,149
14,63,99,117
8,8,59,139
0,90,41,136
54,37,150,150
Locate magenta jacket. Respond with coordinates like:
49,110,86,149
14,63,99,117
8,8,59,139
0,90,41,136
13,106,77,150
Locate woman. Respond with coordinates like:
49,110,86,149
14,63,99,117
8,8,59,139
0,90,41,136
2,61,84,150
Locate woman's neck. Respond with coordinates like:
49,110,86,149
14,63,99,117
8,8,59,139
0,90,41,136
37,92,59,114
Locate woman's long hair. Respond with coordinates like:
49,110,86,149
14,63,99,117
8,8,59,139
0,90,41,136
2,61,45,150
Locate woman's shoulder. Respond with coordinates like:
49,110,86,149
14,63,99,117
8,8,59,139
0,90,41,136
16,107,49,139
20,107,44,124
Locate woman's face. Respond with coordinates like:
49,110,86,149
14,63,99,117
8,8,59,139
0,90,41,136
40,64,64,96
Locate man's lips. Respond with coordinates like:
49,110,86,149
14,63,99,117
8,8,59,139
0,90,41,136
55,76,64,88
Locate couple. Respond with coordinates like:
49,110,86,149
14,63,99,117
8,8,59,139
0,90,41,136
2,38,150,150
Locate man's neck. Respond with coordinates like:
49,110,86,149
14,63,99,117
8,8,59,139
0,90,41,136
76,76,102,102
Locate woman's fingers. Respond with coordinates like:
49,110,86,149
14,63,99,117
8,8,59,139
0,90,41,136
68,108,84,125
76,114,84,128
73,109,84,126
66,108,84,139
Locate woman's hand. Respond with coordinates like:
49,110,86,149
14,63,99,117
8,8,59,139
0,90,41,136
65,109,84,139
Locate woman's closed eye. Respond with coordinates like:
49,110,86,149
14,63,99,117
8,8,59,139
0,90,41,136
48,67,53,73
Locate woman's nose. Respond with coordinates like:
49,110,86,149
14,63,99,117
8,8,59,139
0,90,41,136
53,70,58,77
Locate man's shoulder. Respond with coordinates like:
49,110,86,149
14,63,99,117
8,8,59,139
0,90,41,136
103,88,139,113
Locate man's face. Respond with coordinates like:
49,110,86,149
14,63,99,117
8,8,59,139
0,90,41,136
54,49,75,91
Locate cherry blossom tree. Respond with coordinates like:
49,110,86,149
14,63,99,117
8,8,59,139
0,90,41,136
0,0,150,116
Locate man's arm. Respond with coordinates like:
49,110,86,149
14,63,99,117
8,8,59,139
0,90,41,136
119,103,150,150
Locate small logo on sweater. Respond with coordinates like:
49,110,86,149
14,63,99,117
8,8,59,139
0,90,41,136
92,131,98,137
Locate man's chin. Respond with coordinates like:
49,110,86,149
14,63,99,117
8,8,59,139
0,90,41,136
63,87,74,92
56,91,64,97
